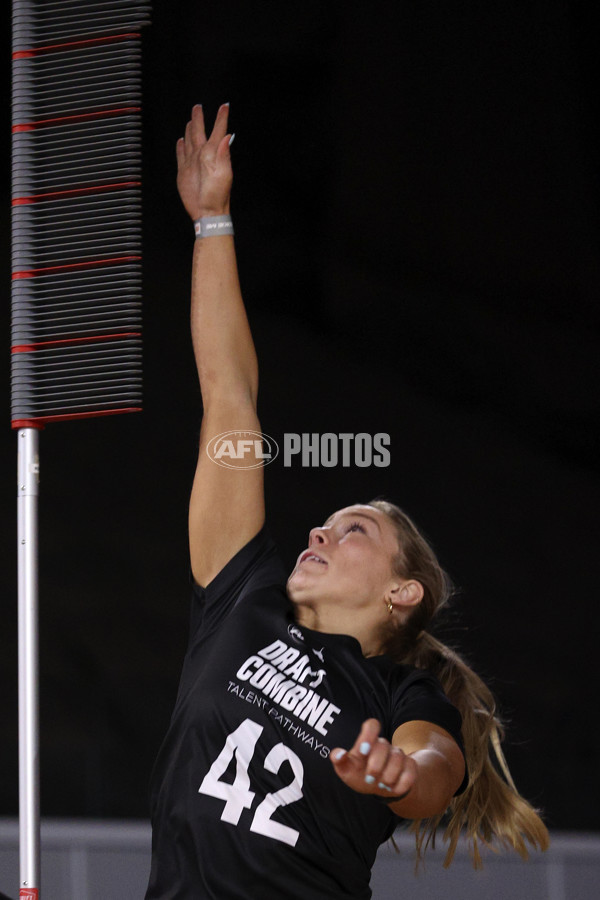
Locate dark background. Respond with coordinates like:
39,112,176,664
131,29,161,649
1,0,599,832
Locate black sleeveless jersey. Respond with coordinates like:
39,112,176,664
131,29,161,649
145,526,466,899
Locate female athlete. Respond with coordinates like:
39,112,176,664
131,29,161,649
144,103,549,899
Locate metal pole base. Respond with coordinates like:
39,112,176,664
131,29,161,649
18,428,40,898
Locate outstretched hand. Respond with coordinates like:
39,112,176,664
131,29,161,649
176,103,233,221
330,718,418,801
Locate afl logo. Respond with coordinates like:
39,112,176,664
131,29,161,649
206,430,279,469
288,624,305,644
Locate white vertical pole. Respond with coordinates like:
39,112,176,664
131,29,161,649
17,427,41,899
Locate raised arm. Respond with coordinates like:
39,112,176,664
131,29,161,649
176,104,265,586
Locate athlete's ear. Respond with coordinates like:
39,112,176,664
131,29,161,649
388,580,423,611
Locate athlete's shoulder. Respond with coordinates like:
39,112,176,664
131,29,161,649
193,524,286,592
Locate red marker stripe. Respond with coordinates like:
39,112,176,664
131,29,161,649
11,419,45,431
12,332,142,353
12,256,141,279
13,106,141,133
12,32,141,59
12,181,141,205
12,408,142,430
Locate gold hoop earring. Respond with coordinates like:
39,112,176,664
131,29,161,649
387,599,393,614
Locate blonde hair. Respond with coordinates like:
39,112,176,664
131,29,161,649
367,499,550,868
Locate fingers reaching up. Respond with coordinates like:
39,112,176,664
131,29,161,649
188,103,207,149
176,103,233,221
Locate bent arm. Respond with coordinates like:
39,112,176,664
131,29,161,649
330,718,465,819
177,105,265,586
387,720,465,818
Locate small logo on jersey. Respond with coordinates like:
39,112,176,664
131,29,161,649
288,624,305,644
206,430,280,469
312,647,325,663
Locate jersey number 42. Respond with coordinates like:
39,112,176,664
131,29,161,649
199,717,304,847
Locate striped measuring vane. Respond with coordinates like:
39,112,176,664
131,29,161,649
11,0,151,427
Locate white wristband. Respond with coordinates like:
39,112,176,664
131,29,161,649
194,215,234,238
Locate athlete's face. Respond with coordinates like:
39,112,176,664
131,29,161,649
286,504,404,623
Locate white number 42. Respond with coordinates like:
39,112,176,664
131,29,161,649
199,717,304,847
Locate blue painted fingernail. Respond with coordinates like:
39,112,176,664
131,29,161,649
378,782,392,792
333,749,346,761
359,742,371,756
365,774,375,785
229,134,236,147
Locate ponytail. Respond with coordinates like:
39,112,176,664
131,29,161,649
367,500,550,868
404,632,549,867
